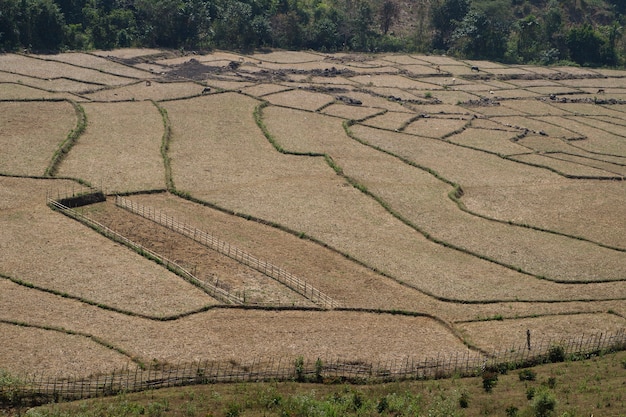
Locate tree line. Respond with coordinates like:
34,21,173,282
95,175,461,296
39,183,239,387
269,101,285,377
1,0,625,67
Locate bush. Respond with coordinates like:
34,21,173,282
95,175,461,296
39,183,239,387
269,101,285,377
482,371,498,393
531,388,556,417
294,356,305,382
519,369,537,381
548,345,565,363
0,369,23,406
459,390,469,408
506,405,519,417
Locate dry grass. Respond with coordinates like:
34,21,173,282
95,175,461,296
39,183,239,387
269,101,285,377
545,153,626,176
241,83,292,97
0,279,468,375
361,111,416,130
0,70,101,94
0,322,136,377
92,48,164,59
263,88,335,111
0,82,68,100
86,200,315,307
1,50,625,379
489,116,581,138
321,103,384,120
510,153,621,177
0,101,75,175
348,74,435,89
446,127,528,155
499,99,570,115
37,52,150,79
459,313,626,354
83,81,203,101
461,181,626,249
250,50,323,63
0,54,133,85
0,177,212,317
534,115,626,155
57,101,165,192
402,116,468,138
349,124,626,283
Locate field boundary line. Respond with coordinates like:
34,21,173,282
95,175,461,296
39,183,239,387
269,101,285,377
115,196,340,309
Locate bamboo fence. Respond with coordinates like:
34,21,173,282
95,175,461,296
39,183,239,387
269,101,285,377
46,195,243,305
26,192,626,406
3,330,625,406
115,195,340,309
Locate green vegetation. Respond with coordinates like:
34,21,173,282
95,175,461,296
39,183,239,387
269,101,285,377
14,350,626,416
1,0,626,66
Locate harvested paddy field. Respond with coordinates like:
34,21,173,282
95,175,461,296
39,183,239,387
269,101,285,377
0,49,624,379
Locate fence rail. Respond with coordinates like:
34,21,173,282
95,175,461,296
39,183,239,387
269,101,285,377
3,330,625,406
46,197,243,305
115,196,340,309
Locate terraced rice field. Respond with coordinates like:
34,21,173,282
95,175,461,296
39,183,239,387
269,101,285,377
0,49,624,378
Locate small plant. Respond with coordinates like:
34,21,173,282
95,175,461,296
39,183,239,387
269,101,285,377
531,387,556,417
295,356,305,382
377,396,389,413
425,92,433,99
546,376,557,389
459,390,470,408
621,358,626,369
519,369,537,381
548,345,565,363
315,357,323,382
0,369,24,406
526,386,536,400
224,402,242,417
482,370,498,393
506,405,519,417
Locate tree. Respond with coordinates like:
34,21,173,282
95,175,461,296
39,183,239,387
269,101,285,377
271,10,303,48
0,0,21,50
134,0,211,48
17,0,66,50
450,10,509,60
515,14,542,62
214,0,255,49
430,0,470,50
379,0,398,35
567,23,610,65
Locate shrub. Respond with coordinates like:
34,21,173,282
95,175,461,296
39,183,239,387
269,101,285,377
531,388,556,417
526,386,536,400
377,396,389,413
506,405,519,417
0,369,23,406
294,356,305,382
459,390,470,408
519,369,537,381
548,345,565,363
482,371,498,393
224,402,241,417
314,358,323,383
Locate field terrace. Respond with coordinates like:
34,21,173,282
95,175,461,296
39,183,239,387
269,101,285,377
0,49,624,378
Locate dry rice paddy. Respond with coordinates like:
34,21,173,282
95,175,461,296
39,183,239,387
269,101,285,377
0,49,624,379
